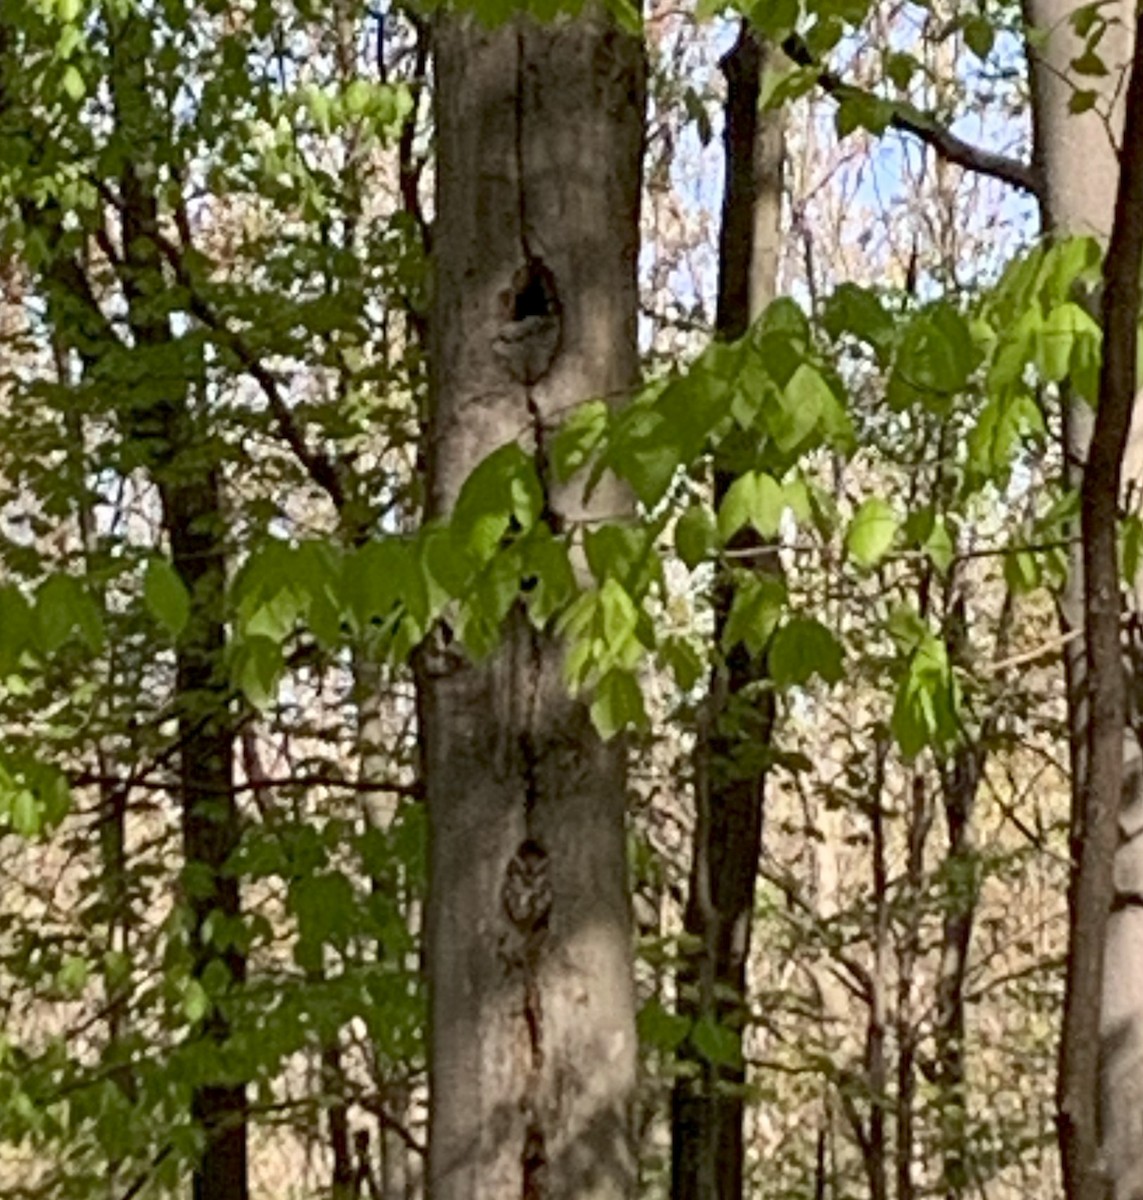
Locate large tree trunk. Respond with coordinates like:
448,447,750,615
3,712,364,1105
423,12,644,1200
670,26,784,1200
1024,4,1143,1198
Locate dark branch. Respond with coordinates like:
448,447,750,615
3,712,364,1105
782,36,1043,197
90,175,350,512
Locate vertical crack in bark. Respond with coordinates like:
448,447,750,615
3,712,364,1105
506,630,551,1194
522,1122,549,1200
511,35,551,1169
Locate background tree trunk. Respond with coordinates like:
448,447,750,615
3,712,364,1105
1023,3,1143,1197
670,26,785,1200
109,17,247,1196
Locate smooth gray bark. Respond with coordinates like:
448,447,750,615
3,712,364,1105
1024,3,1143,1197
424,14,644,1200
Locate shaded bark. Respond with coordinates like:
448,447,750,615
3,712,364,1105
1023,2,1143,1197
1059,15,1143,1199
424,12,644,1200
107,18,246,1197
866,746,889,1200
934,750,980,1200
670,26,785,1200
895,771,932,1200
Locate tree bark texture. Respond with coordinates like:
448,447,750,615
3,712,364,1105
424,13,644,1200
670,26,784,1200
1025,3,1143,1198
934,747,981,1200
1063,25,1143,1197
108,19,247,1198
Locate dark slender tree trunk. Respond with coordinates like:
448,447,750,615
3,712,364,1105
934,751,980,1200
670,26,784,1200
424,11,644,1199
108,20,247,1197
866,755,889,1200
895,770,931,1200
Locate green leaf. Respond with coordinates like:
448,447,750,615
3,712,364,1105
585,523,660,593
821,283,895,365
0,586,35,675
552,400,609,482
769,618,844,687
966,394,1046,487
1004,548,1042,594
35,574,103,655
232,635,284,710
182,979,210,1024
590,669,647,738
846,498,899,567
690,1015,742,1068
1037,302,1100,384
291,871,356,949
659,636,704,691
774,364,832,452
835,91,894,137
1070,2,1103,34
718,472,785,540
963,15,995,60
521,527,576,627
923,516,955,573
452,443,544,562
750,0,799,38
637,998,691,1053
892,635,960,759
884,51,917,90
61,64,85,101
1072,48,1109,75
144,557,191,639
294,541,344,647
675,505,718,569
348,537,420,624
760,63,820,111
723,575,786,656
599,578,639,649
888,303,976,412
1069,89,1098,114
10,788,40,838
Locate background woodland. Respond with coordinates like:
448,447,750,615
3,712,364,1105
0,0,1137,1199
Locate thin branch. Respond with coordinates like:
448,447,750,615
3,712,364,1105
71,770,423,798
782,35,1042,197
983,627,1083,675
90,175,349,512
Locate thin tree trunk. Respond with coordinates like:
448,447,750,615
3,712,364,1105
108,19,246,1197
2,16,246,1192
1023,3,1143,1197
670,26,784,1200
934,750,980,1200
896,771,931,1200
931,583,1004,1200
1060,21,1143,1199
424,11,644,1199
867,747,889,1200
